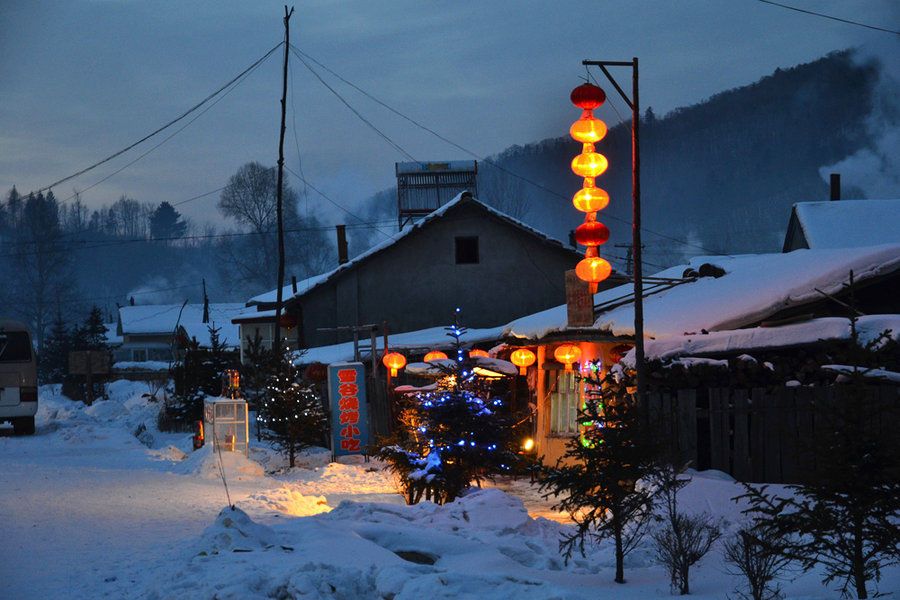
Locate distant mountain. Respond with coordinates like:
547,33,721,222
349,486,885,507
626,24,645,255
465,49,887,273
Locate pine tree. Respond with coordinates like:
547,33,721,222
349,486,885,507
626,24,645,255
536,368,668,584
735,276,900,599
39,309,71,384
258,346,328,468
373,313,524,505
149,201,187,241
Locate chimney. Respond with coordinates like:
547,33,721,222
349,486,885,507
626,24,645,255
830,173,840,201
336,225,349,265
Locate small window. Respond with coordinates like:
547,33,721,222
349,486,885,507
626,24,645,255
549,370,582,435
132,348,148,362
455,236,479,264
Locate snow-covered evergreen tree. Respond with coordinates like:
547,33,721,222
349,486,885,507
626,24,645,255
258,347,328,468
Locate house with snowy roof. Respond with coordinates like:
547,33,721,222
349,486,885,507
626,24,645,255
501,242,900,466
114,303,245,370
232,193,593,361
782,198,900,252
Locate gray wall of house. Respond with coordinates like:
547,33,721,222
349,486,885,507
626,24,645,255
297,204,581,348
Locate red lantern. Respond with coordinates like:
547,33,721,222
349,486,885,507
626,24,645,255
424,350,448,362
554,344,582,370
468,348,488,358
510,348,536,376
279,312,297,330
382,352,406,377
574,220,610,247
609,344,633,364
570,83,606,110
305,362,328,383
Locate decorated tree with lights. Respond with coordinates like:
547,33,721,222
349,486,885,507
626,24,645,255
258,346,328,468
373,312,525,505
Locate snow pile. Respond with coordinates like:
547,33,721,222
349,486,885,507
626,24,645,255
175,444,266,480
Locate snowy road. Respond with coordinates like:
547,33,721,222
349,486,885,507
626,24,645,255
2,384,898,599
0,423,247,598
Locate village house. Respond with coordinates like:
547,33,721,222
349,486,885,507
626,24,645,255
232,193,597,361
114,303,245,375
502,197,900,472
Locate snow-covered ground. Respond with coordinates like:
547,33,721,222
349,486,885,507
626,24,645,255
1,381,897,599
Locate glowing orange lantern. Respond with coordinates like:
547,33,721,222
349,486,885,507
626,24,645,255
570,116,607,144
576,256,612,290
424,350,448,362
571,144,608,178
468,348,488,358
554,344,582,370
510,348,536,375
382,352,406,377
570,82,612,290
573,182,609,213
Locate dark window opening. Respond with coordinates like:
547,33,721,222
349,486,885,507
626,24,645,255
455,236,479,264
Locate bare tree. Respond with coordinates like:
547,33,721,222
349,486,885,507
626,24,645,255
217,162,334,292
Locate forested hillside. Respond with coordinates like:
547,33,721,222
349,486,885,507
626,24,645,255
472,50,887,272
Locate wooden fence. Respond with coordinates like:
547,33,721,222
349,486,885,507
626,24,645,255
647,386,899,484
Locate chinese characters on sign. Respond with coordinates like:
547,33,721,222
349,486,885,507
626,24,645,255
327,362,368,457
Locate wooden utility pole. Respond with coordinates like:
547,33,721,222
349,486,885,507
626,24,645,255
583,58,645,403
273,5,294,359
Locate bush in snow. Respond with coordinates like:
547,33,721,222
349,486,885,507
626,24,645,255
723,514,796,600
650,463,723,595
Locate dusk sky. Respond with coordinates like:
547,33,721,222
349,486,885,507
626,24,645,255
2,1,898,231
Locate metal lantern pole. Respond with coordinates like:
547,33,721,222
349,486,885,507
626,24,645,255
582,58,645,402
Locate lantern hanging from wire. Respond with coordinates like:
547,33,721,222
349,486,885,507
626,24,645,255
554,343,582,371
468,348,489,358
382,352,406,377
424,350,448,362
510,348,536,376
570,82,612,293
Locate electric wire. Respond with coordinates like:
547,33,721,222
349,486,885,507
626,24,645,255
34,43,283,196
757,0,900,35
291,45,729,258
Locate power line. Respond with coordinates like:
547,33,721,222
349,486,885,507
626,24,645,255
290,46,419,163
292,45,728,258
33,43,283,196
758,0,900,35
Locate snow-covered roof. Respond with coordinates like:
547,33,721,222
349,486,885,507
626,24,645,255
787,199,900,250
297,324,507,365
118,303,245,347
640,315,900,362
504,244,900,342
249,193,572,306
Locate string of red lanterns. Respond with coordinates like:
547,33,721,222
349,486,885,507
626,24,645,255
570,82,612,293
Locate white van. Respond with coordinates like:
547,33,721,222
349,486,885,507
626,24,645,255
0,320,38,435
